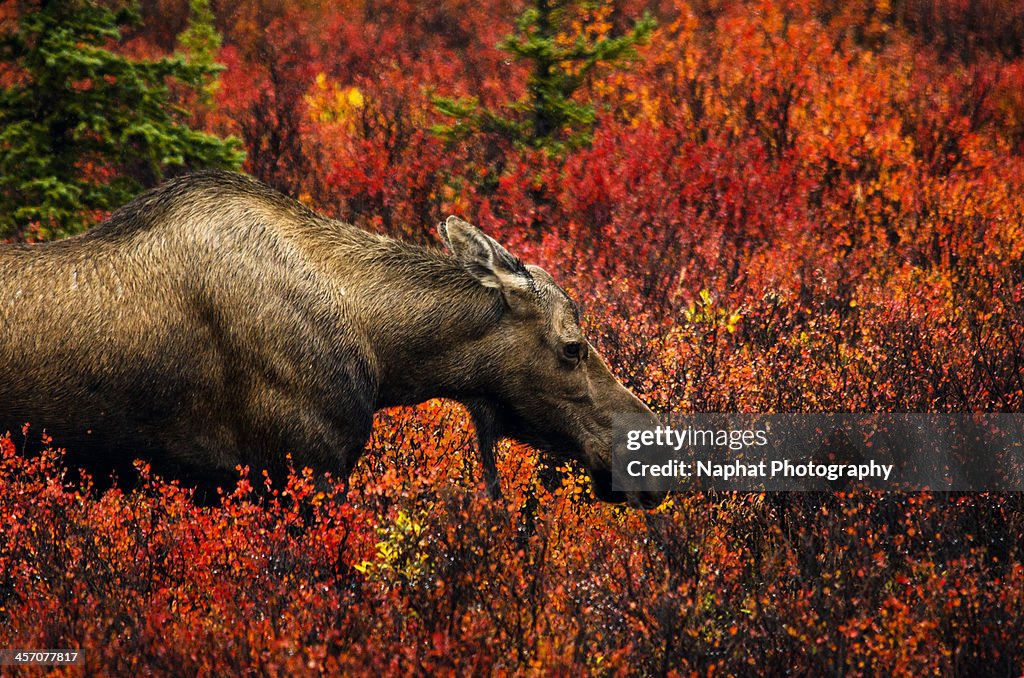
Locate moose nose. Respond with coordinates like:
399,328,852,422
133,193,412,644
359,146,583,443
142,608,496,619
618,398,666,509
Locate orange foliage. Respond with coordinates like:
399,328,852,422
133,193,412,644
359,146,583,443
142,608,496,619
4,0,1024,672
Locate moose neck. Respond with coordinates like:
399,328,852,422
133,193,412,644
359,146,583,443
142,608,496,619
337,237,506,409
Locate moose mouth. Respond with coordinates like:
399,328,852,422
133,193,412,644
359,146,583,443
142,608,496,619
494,411,665,508
588,466,666,510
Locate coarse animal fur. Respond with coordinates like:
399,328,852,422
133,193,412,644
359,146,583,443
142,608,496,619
0,171,663,507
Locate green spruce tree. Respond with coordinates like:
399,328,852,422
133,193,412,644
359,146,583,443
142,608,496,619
0,0,245,239
177,0,222,101
434,0,656,154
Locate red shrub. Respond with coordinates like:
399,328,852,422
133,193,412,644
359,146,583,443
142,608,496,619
4,0,1024,672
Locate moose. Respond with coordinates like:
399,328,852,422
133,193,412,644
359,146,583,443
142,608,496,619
0,171,664,508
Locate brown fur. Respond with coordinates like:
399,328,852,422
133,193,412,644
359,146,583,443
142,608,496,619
0,171,663,507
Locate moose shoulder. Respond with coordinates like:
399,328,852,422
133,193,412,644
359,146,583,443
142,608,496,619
0,171,664,508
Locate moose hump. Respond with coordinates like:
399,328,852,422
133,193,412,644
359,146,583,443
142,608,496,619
0,171,664,508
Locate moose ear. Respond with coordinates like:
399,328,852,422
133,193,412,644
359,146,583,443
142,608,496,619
439,216,531,291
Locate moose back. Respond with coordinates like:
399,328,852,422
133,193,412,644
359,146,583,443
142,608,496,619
0,171,663,507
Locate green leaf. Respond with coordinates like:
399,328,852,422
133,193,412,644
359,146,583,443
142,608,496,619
0,0,245,240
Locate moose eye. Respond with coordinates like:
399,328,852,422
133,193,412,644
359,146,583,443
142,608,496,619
562,341,583,363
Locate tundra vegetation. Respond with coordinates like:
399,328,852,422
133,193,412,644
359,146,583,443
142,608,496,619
3,0,1024,674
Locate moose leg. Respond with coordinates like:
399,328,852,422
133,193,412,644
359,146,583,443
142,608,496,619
466,399,502,500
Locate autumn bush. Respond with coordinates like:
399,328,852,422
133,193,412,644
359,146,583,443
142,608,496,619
4,0,1024,674
4,426,1024,675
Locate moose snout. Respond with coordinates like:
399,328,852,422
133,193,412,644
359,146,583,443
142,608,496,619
624,405,669,509
583,398,667,510
587,464,667,509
